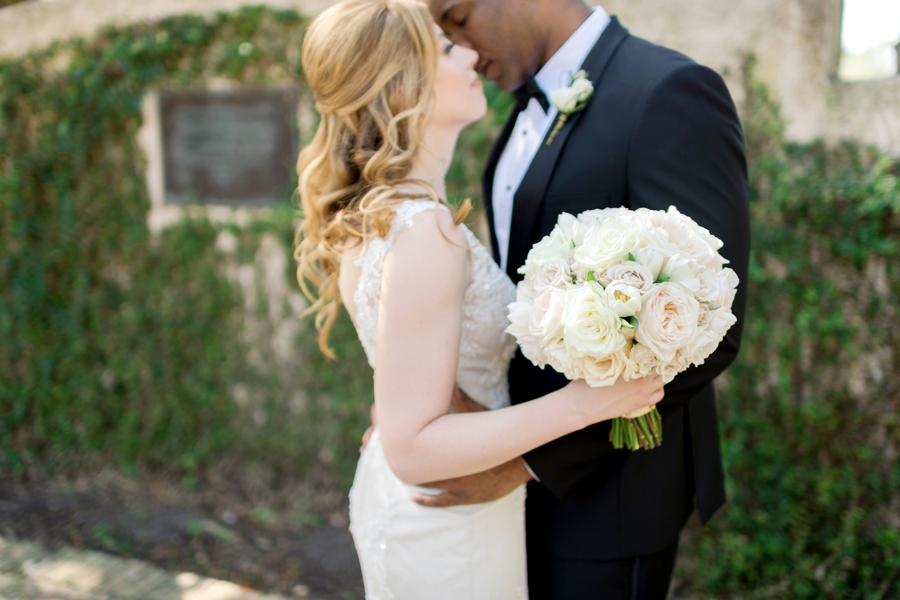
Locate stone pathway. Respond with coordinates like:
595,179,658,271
0,536,302,600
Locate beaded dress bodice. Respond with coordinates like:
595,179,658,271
350,199,517,410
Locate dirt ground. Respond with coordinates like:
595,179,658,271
0,467,364,599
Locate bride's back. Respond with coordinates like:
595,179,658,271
337,199,517,411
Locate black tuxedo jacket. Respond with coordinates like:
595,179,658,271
484,18,750,561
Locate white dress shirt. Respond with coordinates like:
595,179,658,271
492,8,611,483
492,6,611,272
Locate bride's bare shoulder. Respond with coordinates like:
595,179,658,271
385,201,471,286
389,203,468,261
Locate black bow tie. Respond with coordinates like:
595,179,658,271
513,75,549,114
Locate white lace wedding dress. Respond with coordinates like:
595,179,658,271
346,200,528,599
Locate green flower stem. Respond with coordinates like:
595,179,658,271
609,409,664,451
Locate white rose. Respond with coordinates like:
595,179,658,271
518,227,572,281
626,343,660,380
573,216,641,273
660,254,701,293
576,207,625,227
570,76,594,102
712,268,740,310
603,261,655,292
550,86,581,114
605,281,643,318
555,212,587,246
562,281,627,358
634,282,700,362
580,349,630,388
506,297,548,367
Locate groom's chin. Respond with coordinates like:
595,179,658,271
494,72,524,93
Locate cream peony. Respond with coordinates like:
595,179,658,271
506,298,547,367
682,307,737,367
634,282,700,362
712,268,740,310
633,209,681,256
528,286,567,348
695,268,722,305
659,350,692,383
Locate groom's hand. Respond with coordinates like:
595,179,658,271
359,404,377,454
411,458,533,508
450,385,485,414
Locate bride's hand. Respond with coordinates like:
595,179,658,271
566,375,665,429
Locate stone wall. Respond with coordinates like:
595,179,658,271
1,0,898,154
593,0,900,155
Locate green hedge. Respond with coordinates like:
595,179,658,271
0,6,509,489
1,8,898,597
682,61,900,598
0,7,308,477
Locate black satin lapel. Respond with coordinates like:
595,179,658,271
483,108,519,263
505,17,630,282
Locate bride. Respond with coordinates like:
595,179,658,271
294,1,665,597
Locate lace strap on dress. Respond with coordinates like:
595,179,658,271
351,200,450,367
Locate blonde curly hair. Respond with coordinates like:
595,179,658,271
294,0,470,358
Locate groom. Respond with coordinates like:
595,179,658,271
415,0,751,598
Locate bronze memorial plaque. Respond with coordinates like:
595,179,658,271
160,88,298,206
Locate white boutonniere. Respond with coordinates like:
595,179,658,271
546,70,593,146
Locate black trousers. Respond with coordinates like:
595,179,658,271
527,538,679,600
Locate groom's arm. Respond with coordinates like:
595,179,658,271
627,62,750,418
522,63,750,499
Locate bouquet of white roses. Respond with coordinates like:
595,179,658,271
506,206,739,451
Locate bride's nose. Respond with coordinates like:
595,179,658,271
459,45,479,70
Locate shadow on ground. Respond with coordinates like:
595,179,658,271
0,471,363,600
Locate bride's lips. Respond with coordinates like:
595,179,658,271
471,76,483,88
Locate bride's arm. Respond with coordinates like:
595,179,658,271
375,209,664,486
